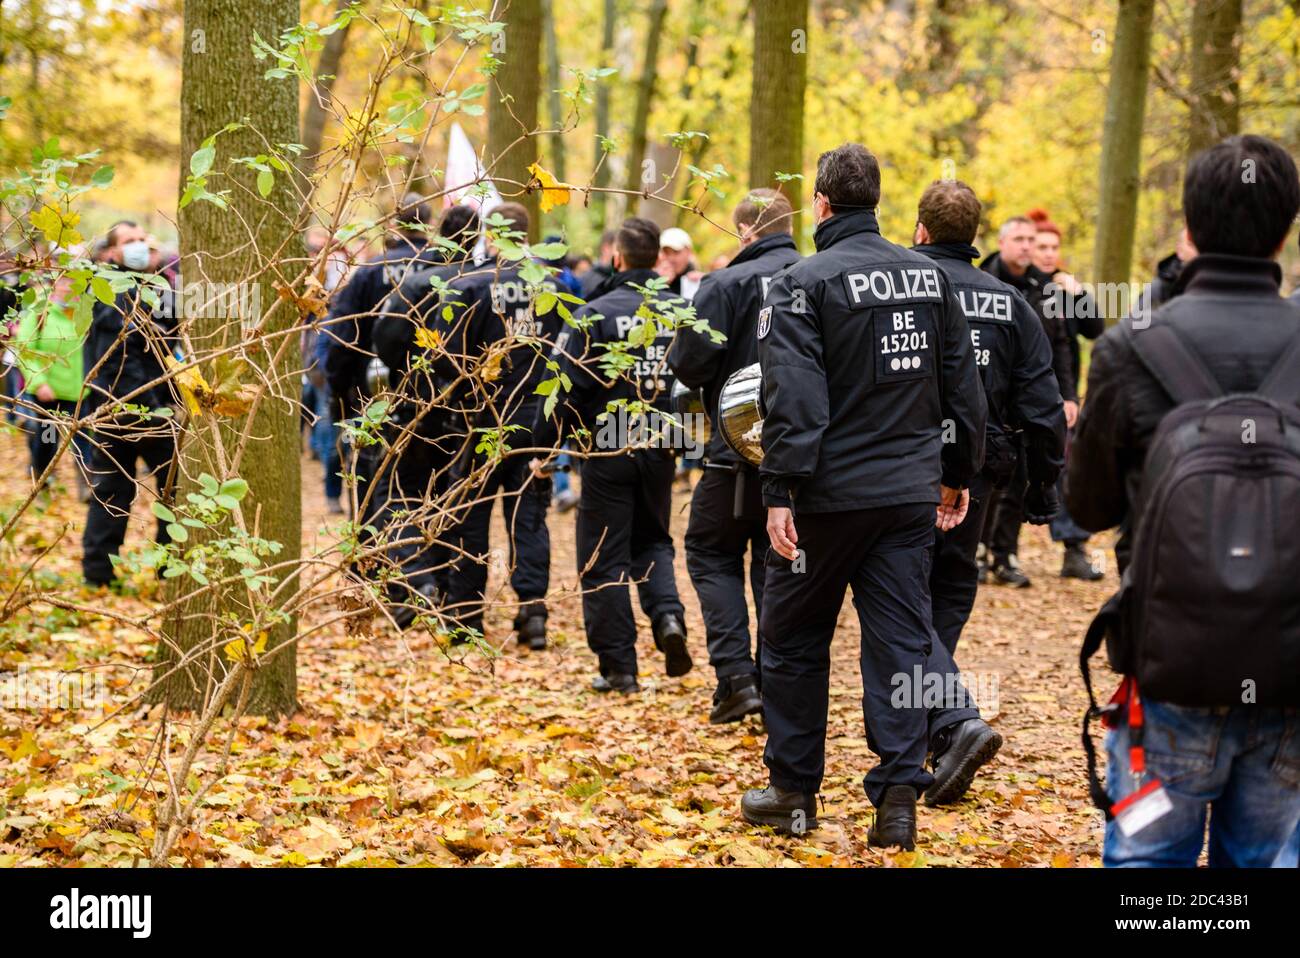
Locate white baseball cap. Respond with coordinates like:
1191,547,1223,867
659,227,693,252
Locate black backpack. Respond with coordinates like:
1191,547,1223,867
1081,323,1300,810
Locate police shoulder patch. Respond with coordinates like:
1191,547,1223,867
757,306,773,340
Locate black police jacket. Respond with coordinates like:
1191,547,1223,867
914,242,1065,488
84,282,180,412
322,237,439,418
532,268,681,452
423,256,561,433
373,256,475,378
758,210,987,512
668,232,801,467
980,252,1077,402
1068,254,1300,571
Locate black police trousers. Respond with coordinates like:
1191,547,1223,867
685,465,766,681
577,449,684,676
372,424,454,600
759,502,979,805
981,457,1025,562
82,428,176,585
445,453,550,634
930,478,994,656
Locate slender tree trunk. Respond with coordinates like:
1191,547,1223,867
1093,0,1156,317
623,0,670,198
488,0,543,241
749,0,807,242
542,0,566,186
155,0,302,715
299,0,354,192
1186,0,1242,159
592,0,617,230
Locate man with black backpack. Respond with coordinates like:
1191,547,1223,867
1070,135,1300,867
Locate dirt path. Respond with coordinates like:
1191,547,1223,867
1,434,1113,866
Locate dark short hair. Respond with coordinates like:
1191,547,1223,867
917,180,981,245
734,188,794,238
105,219,139,247
1184,135,1300,259
814,144,881,214
491,201,530,237
439,204,480,244
616,217,661,270
396,192,433,229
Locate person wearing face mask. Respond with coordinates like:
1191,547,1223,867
81,220,181,589
741,144,986,850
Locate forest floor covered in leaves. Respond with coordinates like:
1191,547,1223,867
0,426,1116,867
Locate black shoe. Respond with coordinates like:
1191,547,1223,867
513,602,548,650
710,674,763,724
592,672,640,694
1061,544,1103,581
652,613,692,677
867,785,918,850
925,718,1003,806
991,555,1031,588
741,786,817,835
391,582,439,630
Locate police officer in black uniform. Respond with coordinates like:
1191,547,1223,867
912,179,1067,804
322,194,440,526
424,202,556,646
370,204,481,628
81,221,181,587
740,145,987,850
668,188,800,723
531,217,690,693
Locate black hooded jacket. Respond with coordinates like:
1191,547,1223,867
667,232,801,466
980,251,1077,402
757,210,986,512
531,268,681,453
914,242,1065,488
83,281,180,412
1068,254,1300,570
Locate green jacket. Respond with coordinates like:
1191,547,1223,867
14,302,87,402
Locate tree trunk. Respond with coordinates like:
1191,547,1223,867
623,0,670,198
155,0,303,716
592,0,617,230
488,0,543,241
749,0,807,243
542,0,566,186
299,0,354,193
1093,0,1155,315
1186,0,1242,159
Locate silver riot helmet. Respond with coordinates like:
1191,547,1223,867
365,356,391,397
718,362,764,466
670,379,711,448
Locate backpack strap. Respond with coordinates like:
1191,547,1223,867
1257,328,1300,405
1125,323,1222,404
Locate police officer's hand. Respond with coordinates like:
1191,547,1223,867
936,486,969,531
528,457,551,479
767,506,799,561
1023,481,1061,525
1064,400,1078,428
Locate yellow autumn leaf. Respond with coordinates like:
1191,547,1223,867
30,204,83,247
223,630,268,664
165,354,208,417
527,162,572,213
413,326,442,351
480,347,505,383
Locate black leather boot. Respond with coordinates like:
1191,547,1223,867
741,786,818,835
592,672,640,694
513,602,548,650
867,785,918,850
1060,543,1103,581
710,674,763,724
925,718,1003,806
652,612,692,677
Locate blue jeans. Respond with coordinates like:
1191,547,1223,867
1104,699,1300,867
310,385,342,500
